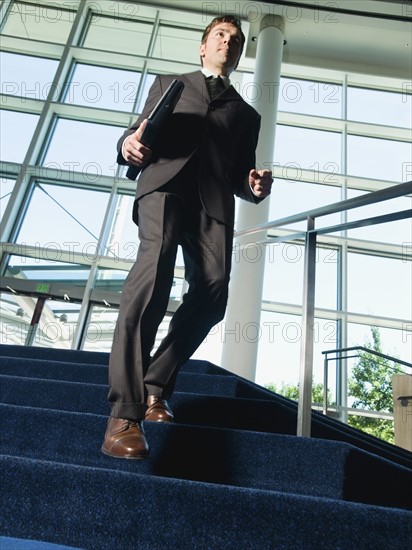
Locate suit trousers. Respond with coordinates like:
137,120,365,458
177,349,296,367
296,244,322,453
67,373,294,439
107,183,233,421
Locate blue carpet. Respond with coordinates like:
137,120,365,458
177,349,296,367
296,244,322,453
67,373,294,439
0,536,82,549
1,344,411,549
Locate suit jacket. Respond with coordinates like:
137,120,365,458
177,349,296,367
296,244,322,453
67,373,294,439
117,70,262,226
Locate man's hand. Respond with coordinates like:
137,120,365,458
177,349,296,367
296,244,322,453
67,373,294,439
249,169,273,198
123,119,153,168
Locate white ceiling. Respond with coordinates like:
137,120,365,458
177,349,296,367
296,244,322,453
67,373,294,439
137,0,412,79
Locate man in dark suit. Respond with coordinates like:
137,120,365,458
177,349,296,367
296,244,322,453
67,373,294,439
102,15,273,459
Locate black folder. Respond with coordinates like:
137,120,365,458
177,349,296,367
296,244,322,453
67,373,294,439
125,79,185,180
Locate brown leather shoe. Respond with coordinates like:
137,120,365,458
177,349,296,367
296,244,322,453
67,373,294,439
101,417,149,459
145,396,174,422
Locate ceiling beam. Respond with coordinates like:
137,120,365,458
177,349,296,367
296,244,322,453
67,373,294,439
261,0,411,22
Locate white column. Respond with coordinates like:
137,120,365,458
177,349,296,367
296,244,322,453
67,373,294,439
221,15,285,380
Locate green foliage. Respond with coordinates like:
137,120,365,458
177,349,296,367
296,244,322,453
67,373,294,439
265,327,406,446
348,416,395,443
265,381,332,406
347,326,404,444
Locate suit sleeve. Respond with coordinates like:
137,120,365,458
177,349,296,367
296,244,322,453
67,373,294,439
116,76,164,165
234,112,263,204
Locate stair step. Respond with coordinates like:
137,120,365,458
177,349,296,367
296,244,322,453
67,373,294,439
0,373,239,413
0,345,222,374
0,374,108,414
0,370,383,441
0,536,82,550
0,356,109,384
0,344,109,365
2,370,411,472
1,454,411,550
1,345,412,549
0,403,353,500
0,358,237,393
0,354,226,381
2,402,411,509
0,372,296,435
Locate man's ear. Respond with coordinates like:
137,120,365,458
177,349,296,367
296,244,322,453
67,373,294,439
199,43,205,59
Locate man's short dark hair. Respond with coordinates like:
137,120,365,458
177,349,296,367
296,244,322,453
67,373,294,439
200,15,246,67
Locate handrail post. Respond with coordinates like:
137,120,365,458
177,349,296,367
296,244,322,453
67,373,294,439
337,350,348,423
323,355,329,416
297,217,317,437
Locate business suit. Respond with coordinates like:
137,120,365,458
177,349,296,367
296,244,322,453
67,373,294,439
107,70,263,421
118,70,262,225
101,15,275,459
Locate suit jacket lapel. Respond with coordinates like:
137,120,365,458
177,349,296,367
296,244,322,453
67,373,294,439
181,71,209,103
218,85,243,102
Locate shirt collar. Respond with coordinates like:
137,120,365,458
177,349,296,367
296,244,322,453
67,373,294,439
201,68,230,88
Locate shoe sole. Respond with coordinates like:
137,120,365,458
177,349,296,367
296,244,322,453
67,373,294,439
144,418,174,423
101,446,148,460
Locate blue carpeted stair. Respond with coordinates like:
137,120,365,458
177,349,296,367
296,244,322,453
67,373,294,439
1,344,411,550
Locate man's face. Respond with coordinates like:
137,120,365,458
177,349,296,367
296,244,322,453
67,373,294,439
200,22,242,75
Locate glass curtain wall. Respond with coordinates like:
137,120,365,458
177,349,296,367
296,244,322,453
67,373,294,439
1,1,411,398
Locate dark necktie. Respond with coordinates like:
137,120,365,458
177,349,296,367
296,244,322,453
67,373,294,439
206,75,225,100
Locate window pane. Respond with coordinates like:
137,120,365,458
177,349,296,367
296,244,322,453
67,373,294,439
0,292,30,346
262,242,337,309
240,75,342,119
278,78,342,118
41,118,122,176
63,63,142,111
35,299,81,349
0,179,15,222
256,312,338,388
348,253,412,319
0,110,39,163
95,267,183,302
1,297,82,350
316,246,339,310
263,243,304,305
348,87,412,129
0,52,58,101
347,135,410,182
5,255,91,285
83,304,118,352
348,323,412,366
255,311,301,387
347,189,412,245
153,25,201,64
137,73,157,112
3,2,74,43
15,183,110,253
191,318,224,365
275,125,342,174
83,15,152,55
268,179,341,230
105,195,139,259
96,267,128,293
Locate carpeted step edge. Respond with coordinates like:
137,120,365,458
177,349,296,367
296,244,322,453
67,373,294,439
0,403,354,500
1,455,411,550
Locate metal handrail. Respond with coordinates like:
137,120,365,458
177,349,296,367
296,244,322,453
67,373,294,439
233,180,412,437
322,346,412,369
321,346,412,417
234,180,412,238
